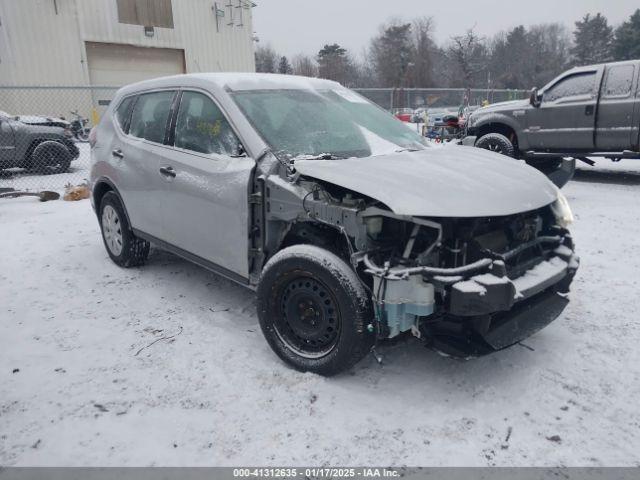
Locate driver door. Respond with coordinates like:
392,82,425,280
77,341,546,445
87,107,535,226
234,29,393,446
526,69,601,151
159,90,255,279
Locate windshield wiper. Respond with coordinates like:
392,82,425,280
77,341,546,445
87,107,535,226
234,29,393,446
294,153,345,161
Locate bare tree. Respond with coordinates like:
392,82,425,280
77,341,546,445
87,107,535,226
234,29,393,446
255,45,279,73
447,28,487,88
410,16,436,87
292,54,318,77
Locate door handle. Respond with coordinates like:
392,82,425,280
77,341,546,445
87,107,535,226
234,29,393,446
112,149,124,159
585,105,594,116
159,166,176,178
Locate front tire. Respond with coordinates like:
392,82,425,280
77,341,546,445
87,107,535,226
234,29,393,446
99,191,150,268
475,133,515,157
257,245,374,376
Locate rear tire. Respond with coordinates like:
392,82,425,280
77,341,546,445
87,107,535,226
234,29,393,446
257,245,374,376
30,141,71,175
475,133,515,157
99,191,150,268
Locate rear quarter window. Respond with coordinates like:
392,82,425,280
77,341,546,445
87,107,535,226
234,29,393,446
114,96,135,132
603,65,635,98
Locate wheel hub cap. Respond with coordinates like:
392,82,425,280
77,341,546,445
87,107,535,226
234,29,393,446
102,205,123,256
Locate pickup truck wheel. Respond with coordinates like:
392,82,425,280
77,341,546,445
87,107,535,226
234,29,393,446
475,133,515,157
29,141,72,175
99,192,150,268
257,245,374,376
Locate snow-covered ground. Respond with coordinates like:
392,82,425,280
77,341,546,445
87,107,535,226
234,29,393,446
1,158,640,467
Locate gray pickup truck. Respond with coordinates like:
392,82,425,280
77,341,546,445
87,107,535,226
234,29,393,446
465,60,640,179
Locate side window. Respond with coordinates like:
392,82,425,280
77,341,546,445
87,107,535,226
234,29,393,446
129,91,176,143
115,96,135,133
603,65,635,98
544,72,596,103
174,91,240,156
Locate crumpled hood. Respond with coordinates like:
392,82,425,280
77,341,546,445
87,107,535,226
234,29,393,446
294,147,559,218
473,99,529,115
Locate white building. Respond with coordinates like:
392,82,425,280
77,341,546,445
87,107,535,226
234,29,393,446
0,0,256,116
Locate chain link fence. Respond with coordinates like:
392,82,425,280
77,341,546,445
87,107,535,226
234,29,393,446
0,86,118,194
353,87,528,111
1,85,527,193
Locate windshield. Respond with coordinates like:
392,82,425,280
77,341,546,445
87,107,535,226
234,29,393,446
231,89,429,160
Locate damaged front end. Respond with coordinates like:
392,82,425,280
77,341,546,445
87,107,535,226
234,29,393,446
361,214,578,356
357,204,579,357
258,160,579,358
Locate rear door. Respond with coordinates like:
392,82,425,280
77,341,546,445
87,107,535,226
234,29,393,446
596,63,637,151
115,90,177,239
159,89,255,279
526,69,600,150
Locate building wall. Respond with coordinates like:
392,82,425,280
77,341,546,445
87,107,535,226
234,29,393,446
0,0,255,116
0,0,255,119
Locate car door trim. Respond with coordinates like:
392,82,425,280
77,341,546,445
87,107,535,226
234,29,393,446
131,228,254,290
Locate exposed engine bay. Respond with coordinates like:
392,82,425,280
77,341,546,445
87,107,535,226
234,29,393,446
255,157,579,357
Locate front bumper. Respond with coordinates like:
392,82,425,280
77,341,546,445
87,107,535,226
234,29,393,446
448,249,579,317
424,246,579,357
366,232,579,356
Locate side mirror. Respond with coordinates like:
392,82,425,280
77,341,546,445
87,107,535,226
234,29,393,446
529,88,542,108
231,142,247,158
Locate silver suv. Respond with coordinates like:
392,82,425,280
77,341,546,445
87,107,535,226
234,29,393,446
90,73,579,375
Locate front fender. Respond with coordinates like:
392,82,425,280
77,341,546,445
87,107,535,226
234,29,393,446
471,113,529,150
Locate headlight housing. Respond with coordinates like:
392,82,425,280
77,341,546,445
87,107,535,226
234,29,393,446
551,191,574,228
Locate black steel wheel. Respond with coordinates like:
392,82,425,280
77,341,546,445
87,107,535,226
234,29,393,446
276,275,341,358
257,245,374,376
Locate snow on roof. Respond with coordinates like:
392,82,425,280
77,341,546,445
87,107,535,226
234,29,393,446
117,72,341,96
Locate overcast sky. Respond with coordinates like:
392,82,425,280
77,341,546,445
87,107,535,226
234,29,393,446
252,0,639,58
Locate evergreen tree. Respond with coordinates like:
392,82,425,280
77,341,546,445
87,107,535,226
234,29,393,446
571,13,613,65
278,56,292,75
370,23,415,87
613,9,640,61
317,44,355,85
